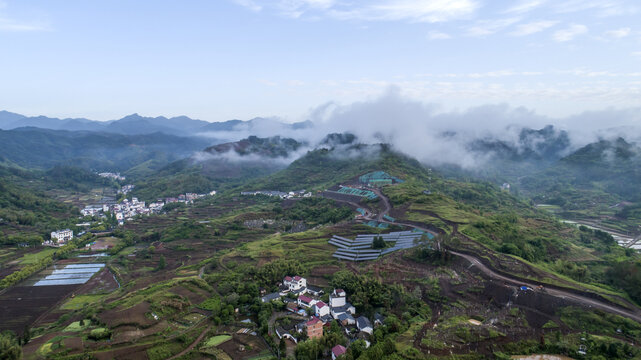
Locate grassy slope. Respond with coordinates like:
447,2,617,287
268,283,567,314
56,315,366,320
210,145,641,305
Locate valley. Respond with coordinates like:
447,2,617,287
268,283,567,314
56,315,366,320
3,3,640,359
1,126,640,360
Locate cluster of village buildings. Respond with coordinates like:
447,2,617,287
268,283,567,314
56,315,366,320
119,184,135,194
261,275,384,358
81,190,216,226
97,172,126,181
241,190,312,199
43,229,74,246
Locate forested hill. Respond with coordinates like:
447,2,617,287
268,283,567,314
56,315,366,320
0,128,211,176
0,177,76,242
244,144,428,192
131,136,306,201
520,137,641,202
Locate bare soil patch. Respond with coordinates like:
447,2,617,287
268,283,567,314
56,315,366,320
100,301,156,328
217,333,270,359
0,284,80,335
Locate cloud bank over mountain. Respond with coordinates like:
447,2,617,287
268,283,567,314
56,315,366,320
199,88,641,169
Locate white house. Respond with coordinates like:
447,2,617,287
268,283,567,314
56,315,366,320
284,275,307,291
260,292,281,303
314,301,330,317
50,229,73,245
331,303,356,318
307,285,324,297
357,316,373,335
337,313,356,326
297,295,316,308
329,288,346,308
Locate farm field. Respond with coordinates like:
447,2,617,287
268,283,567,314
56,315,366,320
1,165,640,360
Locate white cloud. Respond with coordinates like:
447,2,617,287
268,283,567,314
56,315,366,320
232,0,262,12
0,18,48,31
278,0,336,18
604,27,631,38
427,31,451,40
554,0,638,17
0,2,49,32
233,0,479,23
466,17,521,37
504,0,547,14
335,0,479,23
632,51,641,58
553,24,587,42
511,20,558,36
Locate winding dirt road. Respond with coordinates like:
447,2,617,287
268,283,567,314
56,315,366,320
331,187,641,323
167,325,212,360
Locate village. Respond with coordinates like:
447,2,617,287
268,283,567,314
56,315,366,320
260,275,384,359
97,171,126,181
241,189,312,199
43,186,217,247
80,185,217,226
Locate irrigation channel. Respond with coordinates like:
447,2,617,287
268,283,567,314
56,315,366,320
326,187,641,324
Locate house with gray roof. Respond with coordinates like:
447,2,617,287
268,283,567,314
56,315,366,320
260,292,281,303
357,316,373,335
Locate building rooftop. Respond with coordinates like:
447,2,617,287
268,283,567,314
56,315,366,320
357,316,372,329
261,292,281,302
332,345,347,357
306,317,321,326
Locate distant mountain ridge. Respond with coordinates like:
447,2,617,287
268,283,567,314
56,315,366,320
0,110,312,137
467,125,572,163
0,127,212,176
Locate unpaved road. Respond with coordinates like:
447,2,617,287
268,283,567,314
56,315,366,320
449,249,641,322
167,325,212,360
328,187,641,323
369,187,391,222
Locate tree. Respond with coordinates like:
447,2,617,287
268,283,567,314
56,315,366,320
157,255,166,270
347,339,367,360
0,331,22,360
21,326,31,345
372,236,386,249
295,339,322,360
279,338,286,359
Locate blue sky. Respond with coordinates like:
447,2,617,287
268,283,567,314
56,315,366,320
0,0,640,121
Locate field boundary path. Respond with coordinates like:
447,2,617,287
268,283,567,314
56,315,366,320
167,324,212,360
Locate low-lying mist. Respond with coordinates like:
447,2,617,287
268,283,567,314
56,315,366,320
197,88,641,169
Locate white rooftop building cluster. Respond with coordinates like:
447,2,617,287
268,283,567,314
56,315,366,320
44,229,73,247
241,190,311,199
81,190,217,225
97,172,125,181
262,276,383,342
119,184,135,194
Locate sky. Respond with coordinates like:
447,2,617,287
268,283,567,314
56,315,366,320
0,0,640,122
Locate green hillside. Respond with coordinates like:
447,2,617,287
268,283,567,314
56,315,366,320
132,136,306,200
0,177,77,242
0,128,211,177
518,138,641,230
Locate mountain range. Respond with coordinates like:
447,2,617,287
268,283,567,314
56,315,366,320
0,111,312,137
0,127,212,175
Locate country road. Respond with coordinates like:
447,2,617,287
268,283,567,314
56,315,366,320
448,249,641,323
167,325,212,360
328,186,641,324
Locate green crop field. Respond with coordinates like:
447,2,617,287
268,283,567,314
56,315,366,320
204,334,232,347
